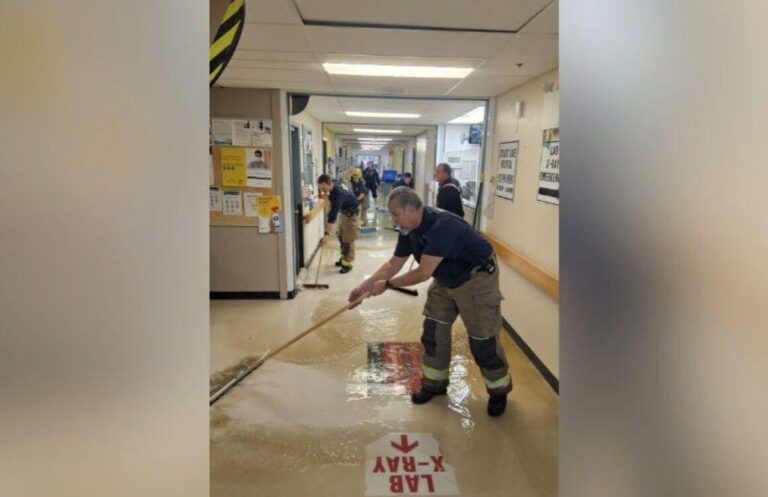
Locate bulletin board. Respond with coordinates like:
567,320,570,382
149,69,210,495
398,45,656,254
208,117,283,230
209,145,274,227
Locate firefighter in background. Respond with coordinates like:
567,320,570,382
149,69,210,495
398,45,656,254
318,174,360,274
350,167,370,226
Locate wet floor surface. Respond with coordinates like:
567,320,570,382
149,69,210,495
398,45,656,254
210,209,558,497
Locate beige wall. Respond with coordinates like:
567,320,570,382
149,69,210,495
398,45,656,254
323,126,334,174
291,110,325,265
484,69,560,377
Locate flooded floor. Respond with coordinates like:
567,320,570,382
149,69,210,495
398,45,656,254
210,210,558,497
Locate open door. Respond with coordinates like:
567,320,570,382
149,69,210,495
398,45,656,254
290,124,304,273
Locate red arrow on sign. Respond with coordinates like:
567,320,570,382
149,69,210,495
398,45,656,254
390,434,419,454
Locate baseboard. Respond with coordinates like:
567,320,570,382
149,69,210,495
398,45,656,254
502,319,559,394
211,291,281,300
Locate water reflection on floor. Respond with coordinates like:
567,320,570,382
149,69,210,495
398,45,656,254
210,211,559,497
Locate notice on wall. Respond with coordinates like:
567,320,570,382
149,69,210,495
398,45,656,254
256,194,283,233
211,119,233,145
246,147,272,187
251,119,272,147
243,191,262,217
231,120,252,146
536,140,560,205
211,118,272,147
495,141,519,201
365,433,459,496
222,190,243,216
220,147,247,187
209,186,222,211
209,151,214,185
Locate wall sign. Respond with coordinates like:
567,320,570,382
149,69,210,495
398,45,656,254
495,141,519,201
536,140,560,205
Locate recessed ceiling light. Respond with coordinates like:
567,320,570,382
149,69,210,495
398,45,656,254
323,63,474,79
346,111,420,119
448,106,485,124
353,128,403,134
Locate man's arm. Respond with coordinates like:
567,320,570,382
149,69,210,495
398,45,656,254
387,254,442,288
358,254,444,301
348,255,408,302
326,194,340,225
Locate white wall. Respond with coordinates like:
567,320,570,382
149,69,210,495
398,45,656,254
484,69,560,377
414,133,429,202
0,2,208,496
290,110,324,267
413,129,438,205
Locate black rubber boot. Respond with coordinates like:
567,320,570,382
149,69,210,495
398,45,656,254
410,388,447,405
487,394,507,417
339,265,353,274
334,259,343,267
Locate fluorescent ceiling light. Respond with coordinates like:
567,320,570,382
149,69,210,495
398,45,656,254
353,128,403,134
346,111,420,119
323,63,473,79
357,137,392,142
448,106,485,124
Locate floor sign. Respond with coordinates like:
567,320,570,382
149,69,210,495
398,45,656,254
367,342,423,395
365,433,459,495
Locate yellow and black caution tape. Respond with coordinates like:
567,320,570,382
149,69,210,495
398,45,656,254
209,0,245,87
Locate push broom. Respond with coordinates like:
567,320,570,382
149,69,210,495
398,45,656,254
303,236,329,289
210,285,418,405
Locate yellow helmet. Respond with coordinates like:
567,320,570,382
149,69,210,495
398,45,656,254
351,167,363,178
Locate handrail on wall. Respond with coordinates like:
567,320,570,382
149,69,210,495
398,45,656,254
481,232,559,301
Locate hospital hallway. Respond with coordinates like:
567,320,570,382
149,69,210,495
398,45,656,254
210,210,559,497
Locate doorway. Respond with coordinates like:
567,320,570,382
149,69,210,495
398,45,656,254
290,124,304,274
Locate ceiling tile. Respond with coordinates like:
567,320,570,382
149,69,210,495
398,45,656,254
221,66,329,84
238,24,312,52
294,0,550,32
476,34,558,77
306,26,512,59
233,50,318,63
216,79,336,93
244,0,302,24
520,0,558,34
447,75,532,97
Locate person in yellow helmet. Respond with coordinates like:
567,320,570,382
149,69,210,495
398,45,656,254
350,167,370,226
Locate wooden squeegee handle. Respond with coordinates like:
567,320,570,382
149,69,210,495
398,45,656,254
262,293,368,361
313,236,326,286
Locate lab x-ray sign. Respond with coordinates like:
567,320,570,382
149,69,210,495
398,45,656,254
365,433,459,495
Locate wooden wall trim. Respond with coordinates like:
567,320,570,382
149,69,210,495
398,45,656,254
481,231,559,301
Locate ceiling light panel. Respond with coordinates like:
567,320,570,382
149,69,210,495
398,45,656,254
346,111,421,118
323,63,473,79
353,128,403,134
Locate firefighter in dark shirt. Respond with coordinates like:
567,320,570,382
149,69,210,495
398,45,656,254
318,174,359,273
348,187,511,416
435,163,464,218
